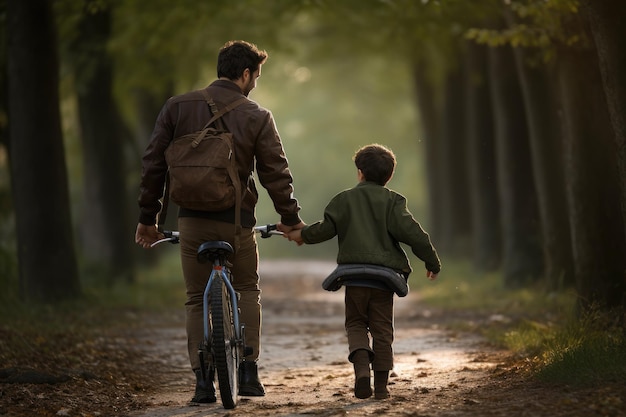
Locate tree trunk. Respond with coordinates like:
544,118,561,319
512,48,574,289
581,0,626,246
463,42,500,271
488,44,543,288
7,0,80,301
557,44,626,313
72,4,134,283
131,86,173,154
437,59,472,256
411,58,444,240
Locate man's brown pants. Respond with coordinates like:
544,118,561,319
178,217,261,370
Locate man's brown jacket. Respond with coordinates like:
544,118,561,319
138,80,301,228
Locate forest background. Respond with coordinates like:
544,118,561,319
1,1,625,322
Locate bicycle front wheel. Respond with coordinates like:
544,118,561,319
209,276,239,409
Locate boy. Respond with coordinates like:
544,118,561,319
285,143,440,399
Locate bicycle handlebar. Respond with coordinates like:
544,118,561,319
255,223,283,238
150,224,282,247
151,230,180,247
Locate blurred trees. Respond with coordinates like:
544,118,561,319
0,0,624,315
458,0,624,313
488,40,543,287
463,42,500,272
436,0,625,313
63,0,133,283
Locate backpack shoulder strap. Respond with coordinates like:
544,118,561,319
200,89,248,130
200,90,248,250
157,173,170,232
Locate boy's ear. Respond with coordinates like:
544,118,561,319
357,169,365,182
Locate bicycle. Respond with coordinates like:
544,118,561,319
151,224,282,409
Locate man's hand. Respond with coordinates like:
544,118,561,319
135,223,162,249
426,270,438,281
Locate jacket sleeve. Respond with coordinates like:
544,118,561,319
137,102,174,225
388,194,441,274
301,195,341,244
254,111,302,226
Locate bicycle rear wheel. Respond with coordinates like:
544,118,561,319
209,276,239,409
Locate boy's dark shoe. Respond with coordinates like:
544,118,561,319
239,361,266,396
355,376,373,399
191,368,216,403
352,349,372,399
374,370,389,399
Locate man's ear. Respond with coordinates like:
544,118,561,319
241,68,251,82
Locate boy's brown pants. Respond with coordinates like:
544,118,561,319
178,217,261,371
345,286,394,371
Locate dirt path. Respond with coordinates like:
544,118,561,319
129,260,514,417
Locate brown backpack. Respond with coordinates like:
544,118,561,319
159,91,248,247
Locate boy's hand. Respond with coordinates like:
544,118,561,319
284,229,304,246
427,270,438,281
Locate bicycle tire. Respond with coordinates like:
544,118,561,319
209,276,239,409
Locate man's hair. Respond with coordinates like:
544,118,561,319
353,144,396,186
217,40,268,80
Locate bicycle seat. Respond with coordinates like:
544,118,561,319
322,264,409,297
197,241,234,264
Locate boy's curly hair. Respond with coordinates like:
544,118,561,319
353,143,396,186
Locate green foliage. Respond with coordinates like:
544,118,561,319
304,0,501,85
84,249,185,309
534,308,626,385
415,259,574,314
465,0,590,58
109,0,304,97
501,305,626,386
106,0,310,143
0,249,182,341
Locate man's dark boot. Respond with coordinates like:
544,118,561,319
238,361,265,396
374,370,389,399
352,349,372,399
191,368,216,403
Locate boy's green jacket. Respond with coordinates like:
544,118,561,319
301,181,441,276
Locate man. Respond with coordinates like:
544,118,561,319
135,40,304,403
